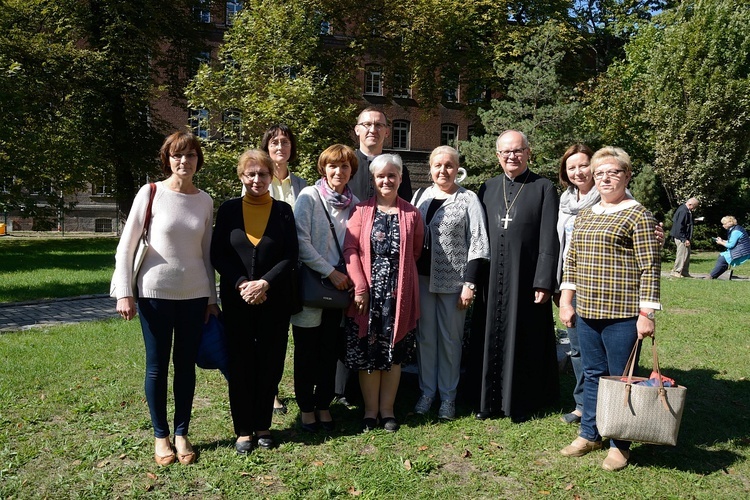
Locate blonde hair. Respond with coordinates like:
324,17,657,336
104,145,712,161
590,146,632,174
237,149,273,178
721,216,737,226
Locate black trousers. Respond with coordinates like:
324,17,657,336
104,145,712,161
226,303,289,436
292,309,343,413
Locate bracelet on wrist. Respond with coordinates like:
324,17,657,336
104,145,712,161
559,304,574,309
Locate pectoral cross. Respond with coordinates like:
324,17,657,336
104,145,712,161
501,213,512,229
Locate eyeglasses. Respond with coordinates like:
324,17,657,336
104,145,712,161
593,169,626,180
357,121,388,131
241,171,271,180
497,148,527,158
170,153,198,161
269,139,291,148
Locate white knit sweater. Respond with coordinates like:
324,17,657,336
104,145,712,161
111,181,217,303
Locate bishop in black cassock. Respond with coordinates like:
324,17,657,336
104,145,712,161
468,130,560,422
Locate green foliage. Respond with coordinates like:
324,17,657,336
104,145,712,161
0,0,207,216
186,0,357,200
460,21,584,181
584,0,750,211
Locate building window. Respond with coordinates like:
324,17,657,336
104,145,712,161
320,20,333,35
91,171,113,195
189,109,209,139
443,87,458,103
226,1,242,26
441,124,458,146
364,65,383,96
95,218,113,233
392,120,410,150
222,109,242,141
195,0,211,23
392,74,412,99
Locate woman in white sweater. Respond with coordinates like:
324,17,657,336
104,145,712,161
112,132,218,466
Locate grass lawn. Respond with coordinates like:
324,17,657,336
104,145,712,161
1,262,749,497
0,237,118,302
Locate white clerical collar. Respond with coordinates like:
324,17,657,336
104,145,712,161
504,168,529,181
359,149,377,161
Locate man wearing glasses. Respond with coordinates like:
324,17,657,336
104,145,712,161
348,107,412,202
468,129,560,423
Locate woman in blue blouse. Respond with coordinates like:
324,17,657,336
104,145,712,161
709,216,750,279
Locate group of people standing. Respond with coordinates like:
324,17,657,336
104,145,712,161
111,107,665,473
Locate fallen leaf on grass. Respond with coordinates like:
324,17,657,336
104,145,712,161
312,461,324,466
145,484,154,492
539,490,551,495
489,441,502,448
463,435,470,440
72,460,82,466
239,472,252,477
565,483,574,491
96,460,110,468
462,449,472,458
146,472,157,480
348,486,362,496
418,445,428,451
119,454,127,460
403,459,412,470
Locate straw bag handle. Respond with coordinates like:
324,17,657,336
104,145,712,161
621,337,670,410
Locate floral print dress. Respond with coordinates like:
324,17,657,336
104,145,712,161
345,209,413,371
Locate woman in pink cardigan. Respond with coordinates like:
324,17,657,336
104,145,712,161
343,154,423,433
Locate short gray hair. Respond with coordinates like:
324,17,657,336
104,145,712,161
429,145,460,167
496,130,529,150
370,153,403,175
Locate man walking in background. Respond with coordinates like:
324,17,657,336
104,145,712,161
670,197,699,278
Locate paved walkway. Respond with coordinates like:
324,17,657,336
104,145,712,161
0,295,118,333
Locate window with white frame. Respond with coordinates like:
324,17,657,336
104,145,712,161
222,109,242,141
392,73,412,99
441,124,458,146
226,1,242,26
91,170,113,195
392,120,410,150
189,109,209,139
364,65,383,96
194,0,210,23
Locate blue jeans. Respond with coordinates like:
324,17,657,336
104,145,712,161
578,316,639,450
567,296,584,413
138,297,207,438
710,255,729,279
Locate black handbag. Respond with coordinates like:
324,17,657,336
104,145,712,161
299,191,351,309
196,312,229,381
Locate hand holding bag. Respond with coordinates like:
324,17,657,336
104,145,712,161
596,337,687,446
299,190,351,309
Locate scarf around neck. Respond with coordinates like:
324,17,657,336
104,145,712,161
559,185,600,216
316,178,354,210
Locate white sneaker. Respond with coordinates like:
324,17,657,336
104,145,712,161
438,400,456,420
414,395,434,415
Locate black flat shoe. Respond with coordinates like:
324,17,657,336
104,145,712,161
255,434,274,449
361,418,378,432
319,420,335,432
381,417,400,432
475,411,492,420
560,411,582,424
300,421,319,433
235,439,254,455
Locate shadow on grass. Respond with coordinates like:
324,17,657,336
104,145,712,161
632,365,750,474
0,282,111,302
0,239,116,273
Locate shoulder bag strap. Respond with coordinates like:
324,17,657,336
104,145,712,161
142,182,157,240
314,189,346,267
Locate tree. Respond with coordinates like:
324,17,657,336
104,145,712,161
0,0,207,219
185,0,358,202
460,21,584,185
584,0,750,215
